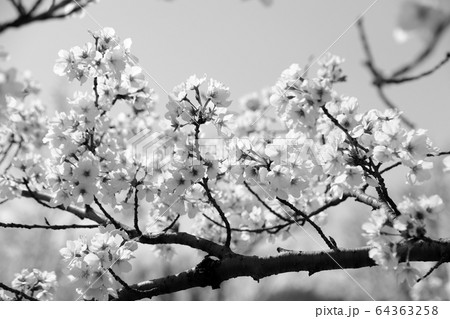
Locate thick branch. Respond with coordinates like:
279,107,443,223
116,239,450,300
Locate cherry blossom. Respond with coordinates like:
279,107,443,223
11,269,57,301
1,21,449,300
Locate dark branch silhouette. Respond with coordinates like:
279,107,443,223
116,239,450,300
0,0,96,34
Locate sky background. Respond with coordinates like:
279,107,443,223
1,0,450,300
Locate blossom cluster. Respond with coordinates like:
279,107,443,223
0,47,39,107
317,52,346,83
0,48,45,153
38,28,159,211
0,48,47,202
266,56,436,197
0,268,57,301
165,74,232,133
54,27,155,114
362,194,444,285
1,24,449,299
59,226,137,300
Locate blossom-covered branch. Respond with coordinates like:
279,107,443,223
0,281,37,301
2,10,450,299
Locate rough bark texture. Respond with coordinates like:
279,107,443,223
116,239,450,300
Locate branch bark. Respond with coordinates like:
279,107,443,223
116,239,450,300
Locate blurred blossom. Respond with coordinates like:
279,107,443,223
396,264,422,287
11,269,57,300
0,47,10,61
443,156,450,172
394,0,450,43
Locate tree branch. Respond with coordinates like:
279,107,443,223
19,189,234,258
201,178,232,248
277,197,337,250
137,232,232,259
162,214,180,233
243,181,292,222
0,0,95,34
391,19,450,78
0,221,99,230
93,196,122,229
20,190,106,225
384,52,450,85
133,189,142,235
116,239,450,300
357,19,416,129
0,282,37,301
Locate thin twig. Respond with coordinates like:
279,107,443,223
202,213,290,234
357,18,416,129
321,104,368,152
108,268,142,293
391,20,450,78
28,0,44,15
379,151,450,175
20,190,106,224
427,151,450,157
162,214,180,233
384,53,450,85
277,197,337,250
380,161,402,174
417,253,449,283
93,197,122,230
243,181,291,222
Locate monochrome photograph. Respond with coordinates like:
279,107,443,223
0,0,450,304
